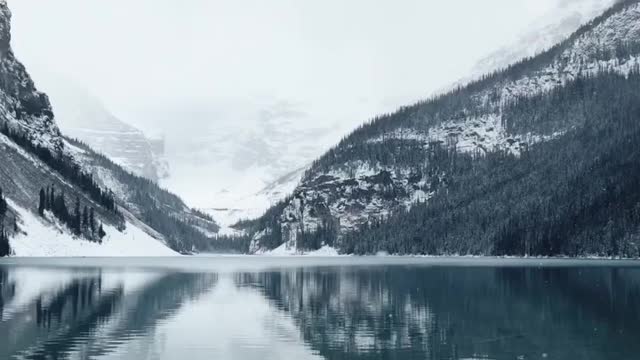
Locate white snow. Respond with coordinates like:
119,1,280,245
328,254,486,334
8,199,178,257
260,243,341,256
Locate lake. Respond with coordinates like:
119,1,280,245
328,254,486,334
0,257,639,360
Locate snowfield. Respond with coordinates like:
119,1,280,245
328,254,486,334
8,200,178,257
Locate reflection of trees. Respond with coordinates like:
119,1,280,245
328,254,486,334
237,267,640,360
81,272,217,359
0,268,16,321
0,270,217,360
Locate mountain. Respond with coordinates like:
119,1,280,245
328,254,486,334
243,0,640,257
30,73,169,182
155,99,351,228
0,1,219,256
224,0,619,232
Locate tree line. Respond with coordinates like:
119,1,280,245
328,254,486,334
38,186,105,241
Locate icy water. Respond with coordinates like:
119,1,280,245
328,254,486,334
0,257,639,360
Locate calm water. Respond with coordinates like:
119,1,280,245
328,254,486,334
0,257,639,360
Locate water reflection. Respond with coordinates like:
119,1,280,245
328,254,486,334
0,262,639,360
237,266,640,360
0,267,218,360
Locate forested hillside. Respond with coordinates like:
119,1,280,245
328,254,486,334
243,0,640,257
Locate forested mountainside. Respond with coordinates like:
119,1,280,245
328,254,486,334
243,0,640,257
0,1,217,256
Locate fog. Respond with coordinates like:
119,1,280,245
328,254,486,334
9,0,559,132
6,0,594,211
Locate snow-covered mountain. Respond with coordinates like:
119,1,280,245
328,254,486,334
244,0,640,255
157,99,351,225
0,1,217,256
28,73,169,182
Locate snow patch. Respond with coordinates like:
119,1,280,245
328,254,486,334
8,199,178,257
261,243,341,256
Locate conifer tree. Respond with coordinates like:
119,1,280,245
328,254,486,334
82,206,89,231
89,208,96,236
38,188,46,216
50,186,55,212
0,187,7,221
98,222,106,240
74,197,81,235
0,225,10,257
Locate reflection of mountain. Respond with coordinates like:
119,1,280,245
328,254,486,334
238,266,640,359
0,268,216,359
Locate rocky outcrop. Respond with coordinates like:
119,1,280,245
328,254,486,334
0,1,62,151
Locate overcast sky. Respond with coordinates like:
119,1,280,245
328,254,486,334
7,0,564,135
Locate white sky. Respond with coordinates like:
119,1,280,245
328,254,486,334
8,0,560,134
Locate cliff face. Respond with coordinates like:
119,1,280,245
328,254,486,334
0,1,61,151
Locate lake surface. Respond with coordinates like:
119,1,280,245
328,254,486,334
0,257,639,360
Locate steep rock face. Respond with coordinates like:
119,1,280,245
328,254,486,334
37,75,168,182
248,0,640,254
0,2,61,151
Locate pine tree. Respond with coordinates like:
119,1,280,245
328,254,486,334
49,186,55,212
89,208,96,236
98,222,106,240
0,225,10,257
0,187,7,221
74,197,81,235
82,206,89,231
38,188,46,216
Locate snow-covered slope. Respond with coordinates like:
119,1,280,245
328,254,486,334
9,199,177,257
246,0,640,254
207,165,308,235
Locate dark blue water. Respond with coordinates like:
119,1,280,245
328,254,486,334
0,257,639,359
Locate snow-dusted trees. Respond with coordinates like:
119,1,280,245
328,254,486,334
0,188,10,257
37,188,104,242
38,188,45,216
0,187,7,221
